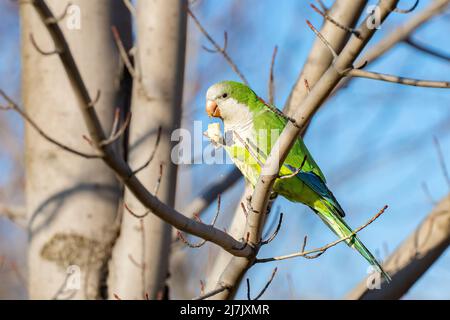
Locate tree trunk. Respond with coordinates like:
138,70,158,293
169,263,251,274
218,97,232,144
21,0,131,299
107,0,187,299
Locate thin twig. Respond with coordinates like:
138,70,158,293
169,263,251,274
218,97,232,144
177,194,222,248
124,165,164,219
0,90,100,158
246,267,278,300
279,155,308,180
192,285,229,300
268,46,278,105
310,4,362,39
331,0,450,99
394,0,419,13
232,232,250,251
124,203,150,219
199,280,205,296
306,20,450,89
122,0,136,17
99,110,131,146
31,0,253,259
0,204,26,228
132,126,162,175
110,108,121,140
315,0,328,12
433,136,450,190
306,20,338,59
404,37,450,62
299,235,325,259
261,213,283,245
346,68,450,88
202,31,228,53
421,182,436,205
262,205,280,240
111,25,136,78
87,90,101,107
256,205,389,263
187,7,249,85
153,163,164,195
29,33,61,55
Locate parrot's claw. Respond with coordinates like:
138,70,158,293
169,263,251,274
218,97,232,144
204,122,224,149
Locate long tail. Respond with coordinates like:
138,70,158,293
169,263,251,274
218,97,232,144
314,200,391,282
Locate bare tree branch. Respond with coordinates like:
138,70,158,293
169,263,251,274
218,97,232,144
192,285,230,300
283,0,368,115
346,68,450,88
31,0,253,258
355,0,450,69
246,267,278,300
307,19,450,89
346,195,450,300
0,89,101,159
256,206,388,263
261,212,283,245
177,194,221,248
99,109,131,147
310,3,362,39
187,7,249,85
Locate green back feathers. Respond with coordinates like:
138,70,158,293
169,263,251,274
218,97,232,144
216,81,263,112
219,80,326,182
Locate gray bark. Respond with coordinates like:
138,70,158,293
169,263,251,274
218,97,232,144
21,0,131,299
107,0,187,299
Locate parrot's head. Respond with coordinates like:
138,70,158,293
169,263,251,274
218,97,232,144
205,81,258,124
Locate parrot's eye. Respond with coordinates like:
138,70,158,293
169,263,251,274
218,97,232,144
222,93,228,98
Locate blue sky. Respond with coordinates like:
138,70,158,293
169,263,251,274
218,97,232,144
1,0,449,299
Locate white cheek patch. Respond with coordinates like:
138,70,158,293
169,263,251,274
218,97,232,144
221,98,253,129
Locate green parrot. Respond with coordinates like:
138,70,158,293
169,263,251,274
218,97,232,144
205,80,390,281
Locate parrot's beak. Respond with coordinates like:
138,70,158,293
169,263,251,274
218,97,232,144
206,100,221,118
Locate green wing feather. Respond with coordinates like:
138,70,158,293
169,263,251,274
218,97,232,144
251,103,326,182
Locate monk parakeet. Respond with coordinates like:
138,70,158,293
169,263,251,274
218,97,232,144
205,80,390,281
